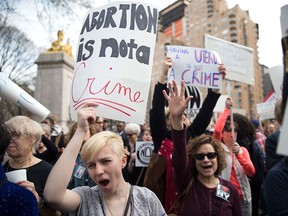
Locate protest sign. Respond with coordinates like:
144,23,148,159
70,2,158,124
268,65,284,98
204,34,254,85
135,141,154,167
213,95,229,113
0,74,50,122
256,101,276,120
166,45,222,89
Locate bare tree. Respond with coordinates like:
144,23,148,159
0,25,38,119
0,25,38,82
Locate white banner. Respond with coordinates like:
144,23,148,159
205,34,254,85
166,45,222,89
70,2,158,124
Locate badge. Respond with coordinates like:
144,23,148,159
216,184,230,202
74,165,85,179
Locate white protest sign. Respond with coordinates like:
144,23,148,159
277,100,288,156
135,141,154,167
268,65,284,98
256,101,276,120
0,74,50,122
70,2,158,124
213,95,229,113
166,45,222,89
204,34,254,85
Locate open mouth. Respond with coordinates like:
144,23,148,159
202,165,212,170
99,179,110,187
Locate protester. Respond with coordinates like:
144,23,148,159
116,121,129,147
64,121,97,189
264,157,288,215
94,116,104,133
0,114,38,216
251,119,266,155
146,56,226,212
3,116,60,215
34,123,59,165
125,122,147,186
265,98,283,171
163,80,241,215
42,114,65,155
44,102,166,215
219,120,255,216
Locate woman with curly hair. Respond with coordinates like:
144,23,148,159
164,80,241,216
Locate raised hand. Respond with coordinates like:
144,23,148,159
163,80,192,130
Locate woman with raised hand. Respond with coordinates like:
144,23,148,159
44,102,166,216
163,80,241,216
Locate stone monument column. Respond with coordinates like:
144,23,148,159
34,52,74,133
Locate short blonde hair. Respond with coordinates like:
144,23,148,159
5,116,43,147
81,131,125,163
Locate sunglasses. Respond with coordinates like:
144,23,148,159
193,152,217,160
223,126,237,133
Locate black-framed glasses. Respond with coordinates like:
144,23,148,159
193,152,217,160
10,132,21,140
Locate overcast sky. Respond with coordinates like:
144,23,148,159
13,0,288,68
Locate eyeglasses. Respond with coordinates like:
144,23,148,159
193,152,217,160
10,132,21,140
126,133,135,137
96,122,104,124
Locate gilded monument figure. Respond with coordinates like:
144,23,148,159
48,30,73,57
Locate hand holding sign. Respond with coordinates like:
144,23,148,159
166,45,222,89
70,2,158,124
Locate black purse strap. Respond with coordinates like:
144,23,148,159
123,185,133,216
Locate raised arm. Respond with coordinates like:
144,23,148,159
163,80,193,190
44,102,97,213
186,64,226,139
149,57,172,152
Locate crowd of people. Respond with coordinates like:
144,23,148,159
0,57,286,216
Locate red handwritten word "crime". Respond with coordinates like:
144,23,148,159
71,62,144,110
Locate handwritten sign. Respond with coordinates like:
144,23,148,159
0,74,50,122
256,101,276,120
166,45,222,89
135,141,154,167
205,34,254,85
70,2,158,124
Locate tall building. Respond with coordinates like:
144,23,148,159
150,0,265,119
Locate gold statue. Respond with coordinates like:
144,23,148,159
48,30,73,57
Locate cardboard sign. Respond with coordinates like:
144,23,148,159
205,34,254,85
0,74,50,122
135,141,154,167
166,45,222,89
70,2,158,124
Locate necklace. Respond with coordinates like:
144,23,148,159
104,183,129,216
